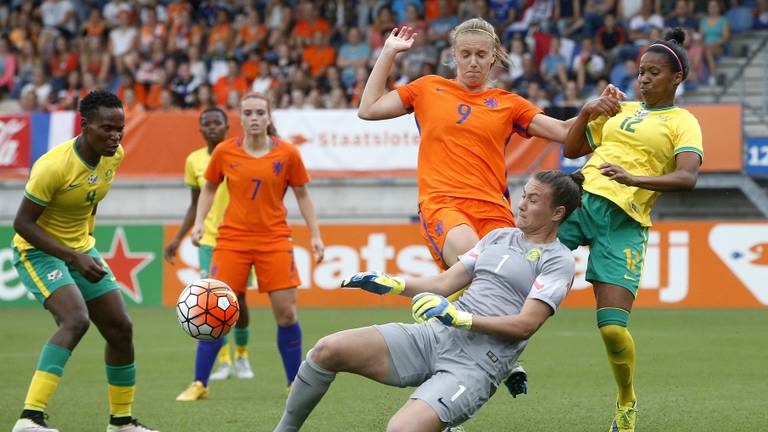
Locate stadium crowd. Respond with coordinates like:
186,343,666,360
0,0,763,114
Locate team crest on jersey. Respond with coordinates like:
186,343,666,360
272,161,284,175
484,98,499,109
87,174,99,184
105,169,114,181
526,248,542,262
634,109,649,119
657,115,670,122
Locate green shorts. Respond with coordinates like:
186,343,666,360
13,247,119,305
199,244,214,278
199,244,255,286
557,192,649,296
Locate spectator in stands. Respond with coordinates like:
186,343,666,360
428,0,460,50
369,7,397,51
236,7,267,58
123,86,146,115
580,0,617,37
116,71,147,107
326,87,348,108
214,58,249,106
512,55,547,96
290,87,307,109
541,36,569,89
172,61,202,108
727,0,754,33
139,7,167,55
666,0,698,30
187,44,208,85
338,27,372,88
241,50,262,84
572,36,606,91
145,69,168,110
756,0,768,29
109,10,138,64
554,0,581,37
628,0,664,46
400,32,439,82
701,0,730,85
53,70,86,111
19,88,39,112
596,14,626,59
158,87,178,111
168,9,203,53
294,3,331,46
12,40,36,99
610,58,639,96
81,8,107,39
81,36,112,86
0,37,17,97
507,37,527,83
40,0,77,39
303,31,337,78
48,35,79,92
22,66,53,108
252,60,275,94
194,83,216,110
527,81,551,108
557,79,584,108
400,4,429,35
208,9,234,54
102,0,133,28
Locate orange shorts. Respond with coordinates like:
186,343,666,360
210,247,300,295
418,195,516,269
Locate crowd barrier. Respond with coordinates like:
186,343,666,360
0,105,742,178
1,221,765,308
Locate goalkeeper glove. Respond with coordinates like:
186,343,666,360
411,292,472,330
341,271,405,295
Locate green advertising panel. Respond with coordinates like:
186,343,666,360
0,225,163,306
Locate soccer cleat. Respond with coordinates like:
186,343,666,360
504,362,528,398
442,426,466,432
12,416,59,432
175,381,208,401
234,357,254,379
208,362,232,381
609,401,638,432
106,418,158,432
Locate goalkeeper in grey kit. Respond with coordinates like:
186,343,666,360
275,170,583,432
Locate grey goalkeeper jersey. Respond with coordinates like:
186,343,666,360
453,227,575,382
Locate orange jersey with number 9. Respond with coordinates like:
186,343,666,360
204,136,310,250
397,75,542,207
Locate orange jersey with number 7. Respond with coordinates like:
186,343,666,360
397,75,543,208
204,136,310,250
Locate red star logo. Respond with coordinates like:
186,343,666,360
102,227,154,303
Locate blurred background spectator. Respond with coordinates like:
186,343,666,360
0,0,762,113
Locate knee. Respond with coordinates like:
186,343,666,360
310,335,343,370
599,324,626,343
275,308,297,327
62,314,90,338
105,316,133,345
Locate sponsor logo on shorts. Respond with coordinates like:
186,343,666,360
486,350,499,363
46,269,63,282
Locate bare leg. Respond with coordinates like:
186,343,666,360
387,399,444,432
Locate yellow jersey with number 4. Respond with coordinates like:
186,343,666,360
13,137,124,252
583,101,703,227
184,147,229,247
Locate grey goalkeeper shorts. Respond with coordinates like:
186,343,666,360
374,321,498,426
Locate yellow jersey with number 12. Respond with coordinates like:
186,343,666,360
13,137,124,252
184,146,229,247
583,101,704,227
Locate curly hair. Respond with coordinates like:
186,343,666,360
78,90,123,120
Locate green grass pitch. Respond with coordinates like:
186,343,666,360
1,307,765,431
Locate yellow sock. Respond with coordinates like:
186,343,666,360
23,371,61,411
108,384,135,418
235,345,248,359
600,324,637,406
218,341,232,365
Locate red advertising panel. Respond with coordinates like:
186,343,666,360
0,114,31,174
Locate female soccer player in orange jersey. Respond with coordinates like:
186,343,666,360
190,93,324,394
359,18,621,271
358,17,622,400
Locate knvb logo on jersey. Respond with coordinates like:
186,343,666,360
272,160,284,176
483,98,499,109
709,224,768,305
0,118,26,167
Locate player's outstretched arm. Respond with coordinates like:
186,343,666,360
357,27,414,120
341,261,471,297
292,184,324,263
191,181,218,246
599,151,700,191
165,187,200,264
14,198,107,282
470,299,554,341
